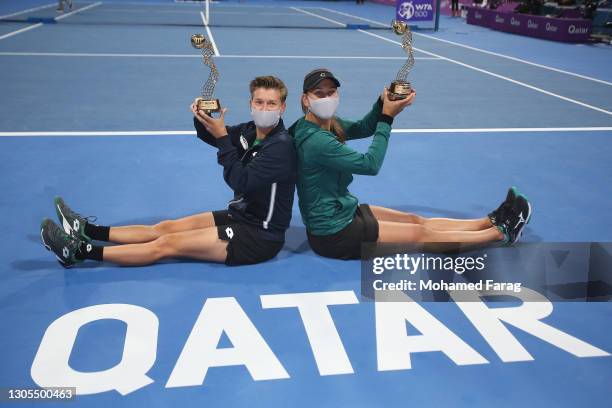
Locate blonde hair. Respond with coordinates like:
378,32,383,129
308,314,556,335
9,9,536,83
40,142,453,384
250,76,288,103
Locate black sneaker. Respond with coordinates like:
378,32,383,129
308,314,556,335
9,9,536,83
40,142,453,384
54,196,93,242
40,218,83,268
501,195,532,245
488,187,518,227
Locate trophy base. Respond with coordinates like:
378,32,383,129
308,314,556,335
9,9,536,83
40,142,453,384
388,81,412,101
196,98,221,115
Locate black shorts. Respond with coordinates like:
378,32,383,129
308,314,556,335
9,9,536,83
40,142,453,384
307,204,379,260
213,210,284,266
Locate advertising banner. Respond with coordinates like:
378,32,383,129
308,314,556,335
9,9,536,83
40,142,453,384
466,7,592,42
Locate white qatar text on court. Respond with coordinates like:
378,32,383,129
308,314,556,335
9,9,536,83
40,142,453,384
31,289,610,395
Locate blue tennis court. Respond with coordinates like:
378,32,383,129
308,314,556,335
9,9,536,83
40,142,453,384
1,0,611,406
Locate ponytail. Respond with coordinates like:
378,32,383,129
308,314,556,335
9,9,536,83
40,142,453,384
330,118,346,144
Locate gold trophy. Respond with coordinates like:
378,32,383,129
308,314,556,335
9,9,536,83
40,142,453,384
191,33,221,114
388,20,415,101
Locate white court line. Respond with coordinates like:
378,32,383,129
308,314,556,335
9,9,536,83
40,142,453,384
1,127,610,137
413,32,612,87
118,1,205,6
0,23,43,41
392,127,612,133
0,51,202,58
55,2,103,21
0,131,195,137
317,7,388,27
0,51,440,59
0,3,56,20
88,8,202,14
361,29,612,116
319,7,612,87
291,7,346,27
0,2,102,41
219,55,439,60
208,11,303,16
200,11,220,56
174,0,218,3
294,8,611,117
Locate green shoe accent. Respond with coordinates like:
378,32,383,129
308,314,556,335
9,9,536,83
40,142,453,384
54,196,92,242
497,225,510,245
512,186,530,203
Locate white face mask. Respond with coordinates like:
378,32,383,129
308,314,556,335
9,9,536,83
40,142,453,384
308,95,339,120
251,108,281,129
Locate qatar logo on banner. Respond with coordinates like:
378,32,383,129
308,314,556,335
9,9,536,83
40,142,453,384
396,0,434,22
568,24,589,34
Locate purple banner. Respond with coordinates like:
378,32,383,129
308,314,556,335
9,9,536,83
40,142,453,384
467,7,493,26
466,6,592,42
439,0,471,16
396,0,435,22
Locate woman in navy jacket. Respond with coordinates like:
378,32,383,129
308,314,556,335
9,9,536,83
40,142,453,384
40,76,297,267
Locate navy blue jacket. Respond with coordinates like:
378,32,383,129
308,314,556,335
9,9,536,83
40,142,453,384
194,117,297,242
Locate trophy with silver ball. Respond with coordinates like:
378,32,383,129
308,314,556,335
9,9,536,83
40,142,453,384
191,33,221,114
388,20,415,101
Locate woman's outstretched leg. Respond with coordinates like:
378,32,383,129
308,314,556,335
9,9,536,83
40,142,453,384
369,188,519,232
370,205,492,231
377,221,504,244
41,218,227,267
54,196,215,244
108,212,216,244
102,227,227,266
376,193,531,246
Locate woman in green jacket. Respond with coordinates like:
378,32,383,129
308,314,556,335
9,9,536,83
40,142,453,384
289,68,531,260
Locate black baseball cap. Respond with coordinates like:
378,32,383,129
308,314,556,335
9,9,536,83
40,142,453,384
303,68,341,92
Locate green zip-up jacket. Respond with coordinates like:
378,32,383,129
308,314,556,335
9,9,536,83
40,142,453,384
288,98,393,235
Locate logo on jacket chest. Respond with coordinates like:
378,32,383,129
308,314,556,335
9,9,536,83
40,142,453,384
240,135,249,150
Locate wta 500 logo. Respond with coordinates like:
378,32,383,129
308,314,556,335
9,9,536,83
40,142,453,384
396,0,434,21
